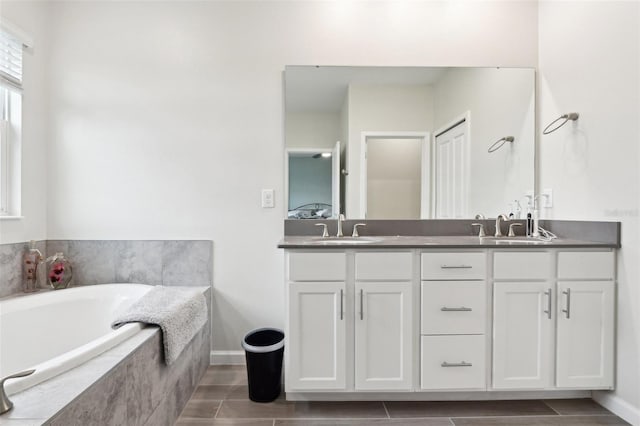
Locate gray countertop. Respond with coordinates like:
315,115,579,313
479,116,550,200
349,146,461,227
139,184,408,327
277,235,617,249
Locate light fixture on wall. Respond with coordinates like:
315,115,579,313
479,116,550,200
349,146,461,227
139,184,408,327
488,136,515,153
543,112,579,135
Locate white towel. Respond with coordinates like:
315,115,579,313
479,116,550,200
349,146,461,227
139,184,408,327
112,286,207,365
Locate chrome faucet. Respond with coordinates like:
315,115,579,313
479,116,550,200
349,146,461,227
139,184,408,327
494,214,510,237
336,214,345,237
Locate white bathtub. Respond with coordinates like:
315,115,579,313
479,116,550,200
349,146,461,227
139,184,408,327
0,283,153,395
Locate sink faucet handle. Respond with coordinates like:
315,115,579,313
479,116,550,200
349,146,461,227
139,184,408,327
471,223,486,237
314,223,329,238
352,223,366,237
508,223,523,237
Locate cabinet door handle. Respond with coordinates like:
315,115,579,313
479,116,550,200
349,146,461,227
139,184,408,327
562,288,571,319
441,307,472,312
441,361,473,367
339,289,343,320
544,288,552,319
440,265,472,269
359,289,364,320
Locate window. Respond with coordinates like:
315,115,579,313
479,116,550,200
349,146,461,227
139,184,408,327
0,27,24,217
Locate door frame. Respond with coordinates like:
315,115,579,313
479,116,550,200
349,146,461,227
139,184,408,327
432,111,471,219
359,131,431,219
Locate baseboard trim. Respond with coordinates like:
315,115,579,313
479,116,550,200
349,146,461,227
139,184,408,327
210,350,245,365
286,390,590,401
593,391,640,426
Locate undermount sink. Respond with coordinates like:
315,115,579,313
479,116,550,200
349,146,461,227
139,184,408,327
310,236,382,244
484,237,550,244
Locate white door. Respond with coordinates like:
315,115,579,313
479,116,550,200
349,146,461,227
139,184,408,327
354,281,412,390
288,282,346,390
556,281,614,388
331,141,341,218
493,282,553,389
435,121,468,218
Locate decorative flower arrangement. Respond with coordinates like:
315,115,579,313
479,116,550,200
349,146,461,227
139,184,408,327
46,253,73,290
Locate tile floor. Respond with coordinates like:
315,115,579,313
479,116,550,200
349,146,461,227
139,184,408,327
176,366,629,426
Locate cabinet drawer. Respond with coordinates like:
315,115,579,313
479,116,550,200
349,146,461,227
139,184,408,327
421,253,486,280
288,252,346,281
421,281,486,335
558,251,614,280
421,335,486,390
355,252,412,280
494,252,552,280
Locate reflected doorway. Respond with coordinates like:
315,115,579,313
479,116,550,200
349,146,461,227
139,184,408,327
360,132,430,219
285,142,341,219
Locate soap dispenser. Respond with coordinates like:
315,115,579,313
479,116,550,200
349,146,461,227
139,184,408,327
22,240,43,293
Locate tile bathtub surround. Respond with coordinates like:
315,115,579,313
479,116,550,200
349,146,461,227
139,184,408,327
0,240,46,298
176,366,630,426
0,240,212,298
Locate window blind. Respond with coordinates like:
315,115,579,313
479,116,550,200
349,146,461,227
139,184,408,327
0,29,22,89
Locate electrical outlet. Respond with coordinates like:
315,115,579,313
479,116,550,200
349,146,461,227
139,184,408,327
261,189,275,208
542,188,553,208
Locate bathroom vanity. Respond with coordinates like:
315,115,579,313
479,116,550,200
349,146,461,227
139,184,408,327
278,231,617,400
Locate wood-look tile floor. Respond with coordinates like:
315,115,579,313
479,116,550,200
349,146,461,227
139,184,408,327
176,366,629,426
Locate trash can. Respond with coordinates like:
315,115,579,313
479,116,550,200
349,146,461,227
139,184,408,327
241,328,284,403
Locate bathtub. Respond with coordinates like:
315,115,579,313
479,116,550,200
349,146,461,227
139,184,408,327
0,283,153,395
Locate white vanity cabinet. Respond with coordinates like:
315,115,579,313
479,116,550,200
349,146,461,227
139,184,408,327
354,252,413,390
556,251,615,389
420,252,487,390
286,250,413,392
284,245,616,399
492,250,615,390
287,252,347,390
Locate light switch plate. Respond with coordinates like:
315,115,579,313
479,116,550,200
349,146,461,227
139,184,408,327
261,189,275,208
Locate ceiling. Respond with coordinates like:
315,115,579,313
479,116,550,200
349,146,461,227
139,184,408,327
285,66,448,114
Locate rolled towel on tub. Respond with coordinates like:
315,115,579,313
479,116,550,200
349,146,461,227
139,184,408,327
112,286,207,365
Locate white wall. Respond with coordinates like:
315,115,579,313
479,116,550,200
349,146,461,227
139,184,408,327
346,84,434,217
433,68,535,217
0,1,49,244
538,1,639,423
285,111,340,149
42,0,538,354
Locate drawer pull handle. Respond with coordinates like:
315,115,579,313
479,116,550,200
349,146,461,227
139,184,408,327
441,307,472,312
340,289,344,320
544,288,552,319
562,288,571,319
440,265,473,269
441,361,473,368
360,289,364,320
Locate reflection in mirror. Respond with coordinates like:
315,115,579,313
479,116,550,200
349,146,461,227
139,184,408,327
284,66,535,219
285,142,341,219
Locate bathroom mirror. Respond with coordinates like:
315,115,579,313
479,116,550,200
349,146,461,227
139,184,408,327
284,66,535,219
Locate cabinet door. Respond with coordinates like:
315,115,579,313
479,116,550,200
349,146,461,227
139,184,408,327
556,281,614,388
354,281,412,390
288,282,346,390
493,282,553,389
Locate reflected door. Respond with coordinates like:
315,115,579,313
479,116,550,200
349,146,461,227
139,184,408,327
435,120,468,218
365,137,424,219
